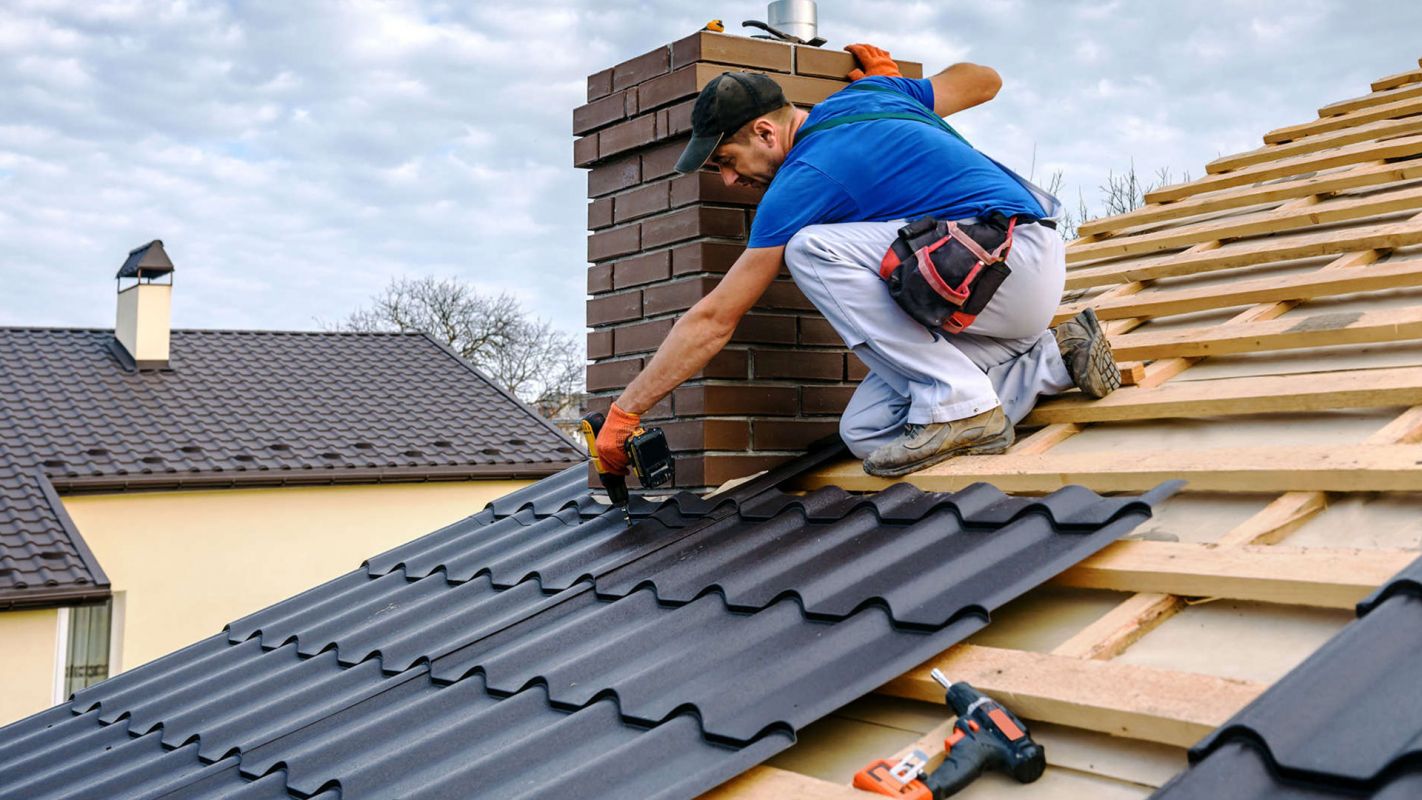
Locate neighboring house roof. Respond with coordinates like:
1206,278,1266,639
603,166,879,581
1154,555,1422,799
0,452,1173,799
0,328,582,608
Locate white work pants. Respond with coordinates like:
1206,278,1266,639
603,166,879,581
784,219,1074,458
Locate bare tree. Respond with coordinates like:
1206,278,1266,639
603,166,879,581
335,276,584,418
1048,162,1190,242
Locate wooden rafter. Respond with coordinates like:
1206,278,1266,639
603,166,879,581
878,645,1264,748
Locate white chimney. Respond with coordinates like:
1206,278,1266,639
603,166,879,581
766,1,819,44
114,240,174,369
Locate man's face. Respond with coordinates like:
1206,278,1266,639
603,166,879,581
708,120,783,190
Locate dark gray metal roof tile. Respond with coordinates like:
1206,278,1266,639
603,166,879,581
3,457,1171,799
1160,554,1422,798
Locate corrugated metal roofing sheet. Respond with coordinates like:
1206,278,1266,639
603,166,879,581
0,460,1173,799
0,328,581,606
1154,553,1422,799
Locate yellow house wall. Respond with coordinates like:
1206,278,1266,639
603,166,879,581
60,479,528,676
0,608,60,725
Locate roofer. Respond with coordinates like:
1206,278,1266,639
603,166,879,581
595,44,1118,479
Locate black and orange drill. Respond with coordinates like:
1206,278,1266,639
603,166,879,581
855,669,1045,799
579,411,674,523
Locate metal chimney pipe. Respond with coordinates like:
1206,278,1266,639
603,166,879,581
766,0,818,44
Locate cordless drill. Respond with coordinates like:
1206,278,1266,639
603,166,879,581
854,669,1045,799
579,411,674,523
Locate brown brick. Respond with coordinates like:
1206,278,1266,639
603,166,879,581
611,250,671,290
661,99,695,138
598,114,658,158
644,276,716,316
698,454,794,487
624,87,639,116
613,317,674,354
730,314,797,345
846,351,869,380
669,170,763,208
754,349,844,381
673,384,799,416
692,349,749,380
637,64,701,110
641,206,746,249
659,418,751,451
587,263,613,294
672,31,794,72
587,330,613,360
672,241,744,275
794,48,924,80
573,91,629,135
587,357,644,392
613,47,671,91
641,139,686,181
588,197,614,230
613,182,670,224
582,394,612,417
587,223,640,262
641,396,674,421
588,153,641,197
587,291,642,326
573,134,598,168
752,419,840,450
588,68,613,101
799,317,842,345
801,385,856,415
757,280,815,311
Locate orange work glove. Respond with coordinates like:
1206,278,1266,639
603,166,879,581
844,43,902,81
594,402,641,476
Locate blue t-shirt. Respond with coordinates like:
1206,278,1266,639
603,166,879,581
747,76,1046,248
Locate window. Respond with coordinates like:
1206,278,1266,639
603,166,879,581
64,600,112,696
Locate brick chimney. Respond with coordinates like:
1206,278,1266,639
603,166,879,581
577,31,922,489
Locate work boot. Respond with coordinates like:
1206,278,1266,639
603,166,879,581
862,406,1013,478
1052,307,1120,399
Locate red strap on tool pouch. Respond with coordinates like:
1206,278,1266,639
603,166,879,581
879,216,1018,334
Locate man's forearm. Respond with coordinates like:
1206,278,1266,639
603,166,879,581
615,304,735,414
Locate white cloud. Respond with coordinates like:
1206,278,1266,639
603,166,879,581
0,0,1420,335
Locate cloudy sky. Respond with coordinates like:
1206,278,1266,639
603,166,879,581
2,1,1419,339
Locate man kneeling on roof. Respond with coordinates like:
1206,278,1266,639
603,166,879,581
596,44,1118,479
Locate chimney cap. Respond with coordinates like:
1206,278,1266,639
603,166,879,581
116,240,175,280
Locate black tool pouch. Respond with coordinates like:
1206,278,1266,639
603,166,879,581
878,215,1016,334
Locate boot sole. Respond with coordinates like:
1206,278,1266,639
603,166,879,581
1077,308,1121,399
862,427,1015,479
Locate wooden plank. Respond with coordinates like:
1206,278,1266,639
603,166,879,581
1066,184,1422,264
701,766,877,800
1144,133,1422,204
1022,366,1422,425
1214,492,1330,547
1064,218,1422,289
1053,540,1416,608
1372,67,1422,92
1106,304,1422,361
1208,117,1422,174
1264,94,1422,145
1078,159,1416,238
1116,361,1146,386
878,645,1264,748
1055,257,1422,324
1319,81,1422,118
798,445,1422,494
1050,593,1184,661
1009,423,1083,454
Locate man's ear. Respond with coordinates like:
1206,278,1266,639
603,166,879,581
753,117,777,147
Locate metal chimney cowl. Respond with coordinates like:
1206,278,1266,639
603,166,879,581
767,0,818,44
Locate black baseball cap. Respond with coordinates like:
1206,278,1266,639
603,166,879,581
674,72,788,174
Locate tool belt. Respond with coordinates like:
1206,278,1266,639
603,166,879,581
879,213,1019,334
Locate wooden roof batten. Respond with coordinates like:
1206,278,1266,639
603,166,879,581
712,55,1422,799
